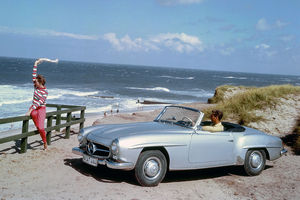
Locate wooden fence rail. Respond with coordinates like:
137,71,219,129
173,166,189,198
0,104,86,153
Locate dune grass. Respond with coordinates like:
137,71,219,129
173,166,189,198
204,84,300,125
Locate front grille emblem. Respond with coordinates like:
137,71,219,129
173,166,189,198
87,142,96,155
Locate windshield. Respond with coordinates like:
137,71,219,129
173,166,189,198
155,106,202,128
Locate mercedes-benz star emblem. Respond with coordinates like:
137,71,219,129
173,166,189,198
87,142,96,155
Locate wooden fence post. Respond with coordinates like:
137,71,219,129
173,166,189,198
65,112,71,139
55,105,61,132
20,119,29,153
80,109,85,130
46,116,53,145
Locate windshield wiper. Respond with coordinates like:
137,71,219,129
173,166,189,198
155,119,174,124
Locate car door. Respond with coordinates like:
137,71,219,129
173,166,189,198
188,128,234,167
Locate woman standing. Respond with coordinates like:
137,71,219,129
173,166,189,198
25,58,57,150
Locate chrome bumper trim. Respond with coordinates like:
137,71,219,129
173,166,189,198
106,160,134,170
72,147,134,170
280,148,288,156
72,147,84,156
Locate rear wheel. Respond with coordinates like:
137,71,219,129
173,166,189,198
244,149,266,176
135,150,167,187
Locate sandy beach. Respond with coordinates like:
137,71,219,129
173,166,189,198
0,102,300,200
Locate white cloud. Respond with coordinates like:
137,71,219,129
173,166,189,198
255,43,270,49
157,0,203,6
0,26,98,40
276,20,289,28
0,26,25,35
255,43,277,57
256,18,289,31
256,18,270,31
151,33,204,53
103,33,123,50
1,26,204,54
103,33,159,52
103,32,204,53
37,29,99,40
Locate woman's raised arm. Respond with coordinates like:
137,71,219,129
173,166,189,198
32,58,58,82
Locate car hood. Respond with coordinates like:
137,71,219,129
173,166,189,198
87,121,187,141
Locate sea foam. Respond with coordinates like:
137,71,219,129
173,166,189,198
160,75,194,80
0,84,99,108
169,88,214,98
126,87,170,92
0,85,32,107
224,76,247,80
48,89,99,98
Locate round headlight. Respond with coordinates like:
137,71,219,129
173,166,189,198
77,129,85,143
111,139,119,155
78,134,83,143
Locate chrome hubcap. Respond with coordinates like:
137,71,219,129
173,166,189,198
250,151,262,169
144,157,161,180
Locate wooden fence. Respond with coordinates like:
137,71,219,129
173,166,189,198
0,104,86,153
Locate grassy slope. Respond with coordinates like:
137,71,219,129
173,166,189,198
204,84,300,125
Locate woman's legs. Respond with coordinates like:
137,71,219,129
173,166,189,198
31,107,47,149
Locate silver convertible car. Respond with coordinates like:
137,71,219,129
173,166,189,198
72,106,287,186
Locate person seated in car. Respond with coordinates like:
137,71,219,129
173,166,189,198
202,110,224,132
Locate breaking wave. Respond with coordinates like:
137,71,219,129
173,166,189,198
126,87,170,92
160,75,194,80
223,76,247,80
0,84,99,107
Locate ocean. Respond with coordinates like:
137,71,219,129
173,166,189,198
1,56,300,131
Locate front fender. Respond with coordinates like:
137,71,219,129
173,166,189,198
117,134,190,169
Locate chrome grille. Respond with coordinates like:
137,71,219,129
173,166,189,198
86,141,110,158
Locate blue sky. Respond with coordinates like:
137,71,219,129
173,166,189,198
0,0,299,75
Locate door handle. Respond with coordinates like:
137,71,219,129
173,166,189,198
228,139,234,142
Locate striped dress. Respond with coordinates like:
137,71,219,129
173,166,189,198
32,65,48,110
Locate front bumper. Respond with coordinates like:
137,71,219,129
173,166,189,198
72,147,134,170
280,148,288,156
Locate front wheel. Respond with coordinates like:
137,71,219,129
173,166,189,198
135,150,167,187
244,149,266,176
